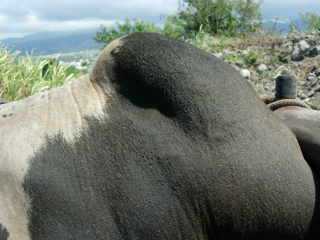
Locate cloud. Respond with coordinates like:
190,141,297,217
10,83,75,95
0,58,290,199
0,14,115,33
0,0,178,21
0,0,319,39
0,0,179,39
262,0,320,19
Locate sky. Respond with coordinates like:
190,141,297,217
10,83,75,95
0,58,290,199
0,0,319,39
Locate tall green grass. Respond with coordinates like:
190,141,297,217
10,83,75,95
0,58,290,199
0,47,78,101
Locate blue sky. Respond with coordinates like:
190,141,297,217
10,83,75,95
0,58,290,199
0,0,319,39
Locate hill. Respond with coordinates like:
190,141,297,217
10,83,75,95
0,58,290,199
0,30,103,55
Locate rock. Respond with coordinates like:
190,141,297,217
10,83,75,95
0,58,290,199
306,46,319,57
291,40,313,61
310,79,319,88
308,93,320,110
240,69,251,79
315,68,320,77
278,52,290,63
291,46,304,61
314,85,320,92
307,90,316,98
213,53,223,58
282,42,293,52
299,93,308,100
307,73,318,82
298,40,311,52
257,64,268,73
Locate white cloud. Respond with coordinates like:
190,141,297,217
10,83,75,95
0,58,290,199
263,0,317,5
0,0,179,20
0,0,179,39
0,14,115,38
261,0,320,19
0,0,319,39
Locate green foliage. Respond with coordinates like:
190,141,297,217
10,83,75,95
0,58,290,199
95,0,262,47
180,0,237,35
244,50,258,66
187,29,232,52
0,48,77,101
301,12,320,32
95,18,161,45
163,15,189,39
179,0,262,36
224,52,242,64
235,0,262,33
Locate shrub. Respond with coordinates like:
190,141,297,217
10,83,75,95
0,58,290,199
244,50,258,66
186,28,232,52
178,0,262,36
95,18,161,46
179,0,237,35
163,15,189,40
235,0,262,33
301,12,320,32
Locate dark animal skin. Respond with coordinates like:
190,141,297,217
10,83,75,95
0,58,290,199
273,106,320,239
0,224,9,240
275,106,320,172
23,33,317,239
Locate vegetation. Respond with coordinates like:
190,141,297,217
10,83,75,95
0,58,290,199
95,19,161,45
301,12,320,32
95,0,262,47
178,0,261,36
0,48,79,101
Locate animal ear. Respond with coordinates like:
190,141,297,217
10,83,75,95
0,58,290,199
90,36,125,93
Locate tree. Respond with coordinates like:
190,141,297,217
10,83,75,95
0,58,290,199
163,15,189,39
178,0,262,35
235,0,262,33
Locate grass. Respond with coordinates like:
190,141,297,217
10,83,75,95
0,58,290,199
0,47,80,101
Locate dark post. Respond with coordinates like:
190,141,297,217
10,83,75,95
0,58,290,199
275,71,297,100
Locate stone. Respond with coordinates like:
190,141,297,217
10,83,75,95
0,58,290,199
307,73,317,82
308,90,316,98
240,69,251,79
314,68,320,77
213,53,223,58
291,46,304,61
282,42,293,52
308,93,320,110
298,40,311,52
306,47,319,58
314,85,320,92
310,79,318,88
299,93,308,100
257,64,268,73
278,52,290,63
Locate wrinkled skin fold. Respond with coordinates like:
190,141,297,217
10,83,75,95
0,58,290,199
0,33,319,239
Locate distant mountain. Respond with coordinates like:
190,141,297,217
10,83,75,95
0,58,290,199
262,18,306,34
0,30,104,55
0,18,307,55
